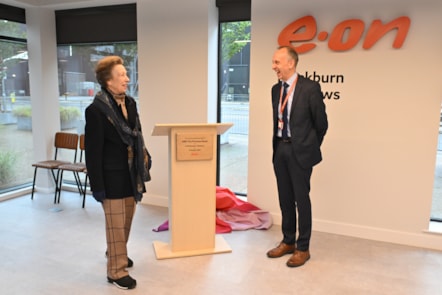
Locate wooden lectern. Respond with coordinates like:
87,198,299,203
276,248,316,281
151,123,233,259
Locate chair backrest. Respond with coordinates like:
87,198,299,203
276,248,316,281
54,132,79,161
79,134,85,151
54,132,79,150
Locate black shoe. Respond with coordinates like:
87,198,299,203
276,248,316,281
127,257,133,268
107,275,137,290
105,251,134,268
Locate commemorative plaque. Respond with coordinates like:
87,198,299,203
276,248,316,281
176,133,213,161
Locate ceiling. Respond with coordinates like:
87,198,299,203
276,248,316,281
12,0,91,6
3,0,135,9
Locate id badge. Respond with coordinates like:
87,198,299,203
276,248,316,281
278,119,284,130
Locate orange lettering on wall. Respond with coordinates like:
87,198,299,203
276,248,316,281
278,15,411,53
328,19,365,51
363,16,411,49
278,15,317,54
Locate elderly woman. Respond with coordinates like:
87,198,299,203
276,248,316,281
85,56,151,290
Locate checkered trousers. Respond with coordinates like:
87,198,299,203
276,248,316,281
102,197,136,279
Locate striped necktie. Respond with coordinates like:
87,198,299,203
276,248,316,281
282,82,289,139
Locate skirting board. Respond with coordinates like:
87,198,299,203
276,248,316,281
313,218,442,251
153,235,232,260
142,194,168,207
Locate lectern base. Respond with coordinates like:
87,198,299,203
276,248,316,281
153,235,232,260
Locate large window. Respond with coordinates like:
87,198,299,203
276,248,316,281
216,0,251,196
54,4,138,187
218,21,251,195
0,15,32,193
55,4,138,139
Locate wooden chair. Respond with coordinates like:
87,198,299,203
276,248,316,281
56,134,89,208
31,132,79,203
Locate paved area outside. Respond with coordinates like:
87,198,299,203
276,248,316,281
219,133,248,195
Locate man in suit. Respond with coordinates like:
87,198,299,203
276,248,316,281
85,56,151,289
266,46,328,267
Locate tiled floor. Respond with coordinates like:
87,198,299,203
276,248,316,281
1,191,442,295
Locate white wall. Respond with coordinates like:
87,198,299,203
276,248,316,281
137,0,218,206
248,0,442,249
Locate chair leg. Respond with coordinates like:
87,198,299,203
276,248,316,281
72,171,87,207
73,171,83,196
32,168,60,201
31,167,38,200
54,169,62,204
82,174,88,208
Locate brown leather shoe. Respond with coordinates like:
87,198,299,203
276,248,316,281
286,249,310,267
266,242,296,258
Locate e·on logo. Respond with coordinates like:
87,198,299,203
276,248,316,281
278,15,411,53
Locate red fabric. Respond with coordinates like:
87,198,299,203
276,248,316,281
153,186,270,233
215,217,232,233
215,186,260,212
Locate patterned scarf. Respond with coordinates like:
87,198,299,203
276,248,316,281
93,89,151,202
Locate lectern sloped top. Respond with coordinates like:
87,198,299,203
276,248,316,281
151,123,233,136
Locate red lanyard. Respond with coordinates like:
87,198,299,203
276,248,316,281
279,75,298,116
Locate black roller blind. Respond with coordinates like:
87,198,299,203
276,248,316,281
55,4,136,45
0,3,25,23
216,0,251,22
